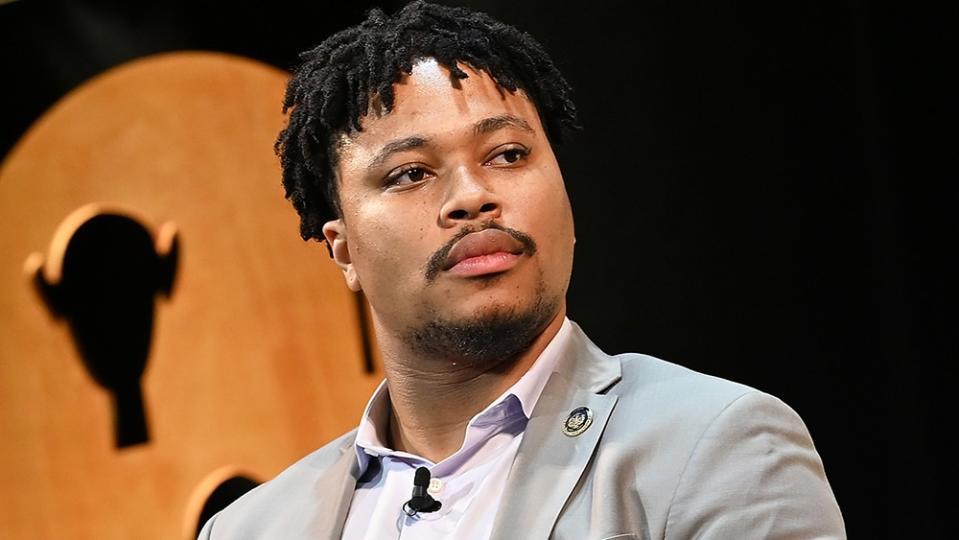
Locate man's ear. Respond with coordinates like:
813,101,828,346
322,219,362,292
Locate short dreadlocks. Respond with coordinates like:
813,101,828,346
275,0,579,242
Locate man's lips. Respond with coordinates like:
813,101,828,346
443,229,526,277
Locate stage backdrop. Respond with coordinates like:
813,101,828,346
0,51,381,539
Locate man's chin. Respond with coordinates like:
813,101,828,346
406,293,558,366
449,293,537,319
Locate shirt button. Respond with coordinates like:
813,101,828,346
428,478,443,495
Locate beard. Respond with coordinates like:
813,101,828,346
405,274,560,368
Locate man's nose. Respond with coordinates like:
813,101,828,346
438,167,502,227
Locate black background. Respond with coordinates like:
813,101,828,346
2,0,953,537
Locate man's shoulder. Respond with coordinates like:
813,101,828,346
566,321,757,409
259,428,357,493
199,429,358,538
563,323,775,434
275,428,358,479
614,352,757,405
599,351,778,446
556,340,844,537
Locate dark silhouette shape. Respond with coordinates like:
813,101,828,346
354,291,375,374
27,207,178,448
194,475,260,537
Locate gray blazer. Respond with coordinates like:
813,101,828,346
200,323,845,539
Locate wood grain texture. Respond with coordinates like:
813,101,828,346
0,52,381,539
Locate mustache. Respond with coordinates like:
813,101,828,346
424,221,537,282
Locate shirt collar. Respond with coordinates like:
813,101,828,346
352,317,574,471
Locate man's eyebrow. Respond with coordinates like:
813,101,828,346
365,117,530,171
473,115,534,135
367,136,430,170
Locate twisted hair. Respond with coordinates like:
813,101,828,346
275,0,580,242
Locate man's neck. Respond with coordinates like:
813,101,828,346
375,308,567,464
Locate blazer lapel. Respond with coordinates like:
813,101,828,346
490,323,622,540
307,437,361,540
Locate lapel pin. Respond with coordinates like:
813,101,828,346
563,407,593,437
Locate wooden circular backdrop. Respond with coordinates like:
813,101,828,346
0,51,381,539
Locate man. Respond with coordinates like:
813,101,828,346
200,2,845,538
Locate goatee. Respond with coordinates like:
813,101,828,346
407,284,558,367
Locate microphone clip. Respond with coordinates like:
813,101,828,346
403,496,442,517
403,466,443,517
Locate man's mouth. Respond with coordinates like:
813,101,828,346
423,223,537,282
442,229,527,278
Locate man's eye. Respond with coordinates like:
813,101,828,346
487,146,530,166
387,166,430,187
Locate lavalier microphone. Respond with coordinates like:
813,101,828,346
402,466,442,516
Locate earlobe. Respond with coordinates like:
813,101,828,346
321,220,362,292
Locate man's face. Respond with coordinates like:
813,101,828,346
323,59,574,357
